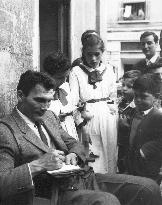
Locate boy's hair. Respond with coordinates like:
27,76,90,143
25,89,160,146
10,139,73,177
43,52,71,76
133,73,161,98
82,34,105,53
123,70,141,83
81,30,99,45
17,70,55,96
140,31,159,43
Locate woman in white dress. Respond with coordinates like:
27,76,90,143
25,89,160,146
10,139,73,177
43,52,78,140
69,32,118,174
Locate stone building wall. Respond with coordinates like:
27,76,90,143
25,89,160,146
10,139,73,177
0,0,38,116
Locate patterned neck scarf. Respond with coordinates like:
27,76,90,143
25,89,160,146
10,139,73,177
79,63,106,89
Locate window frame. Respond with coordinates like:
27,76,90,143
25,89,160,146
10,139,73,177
118,0,150,23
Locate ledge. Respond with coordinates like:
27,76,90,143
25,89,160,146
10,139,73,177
118,20,150,24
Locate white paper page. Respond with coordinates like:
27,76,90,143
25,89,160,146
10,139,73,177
47,163,81,174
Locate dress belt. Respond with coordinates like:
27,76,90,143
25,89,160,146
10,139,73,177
86,97,114,104
59,111,73,122
61,111,73,117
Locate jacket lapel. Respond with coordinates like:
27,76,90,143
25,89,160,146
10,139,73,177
42,111,68,153
155,56,160,63
11,108,49,153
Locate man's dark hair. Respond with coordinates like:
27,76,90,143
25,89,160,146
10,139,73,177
140,31,159,43
17,70,55,96
133,73,161,98
43,52,71,76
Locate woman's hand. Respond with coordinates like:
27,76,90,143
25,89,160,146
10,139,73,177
108,104,117,115
81,110,94,120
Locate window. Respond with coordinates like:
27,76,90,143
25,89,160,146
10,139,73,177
121,42,141,52
118,0,149,22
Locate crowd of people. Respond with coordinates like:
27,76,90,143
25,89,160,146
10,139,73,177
0,30,162,205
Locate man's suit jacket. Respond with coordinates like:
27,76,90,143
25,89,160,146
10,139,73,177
133,56,162,74
0,108,86,205
127,108,162,182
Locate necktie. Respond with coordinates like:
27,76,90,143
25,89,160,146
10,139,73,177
140,111,145,116
146,60,152,66
35,121,48,146
135,110,145,119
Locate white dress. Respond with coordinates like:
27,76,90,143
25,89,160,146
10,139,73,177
49,82,78,141
69,63,118,174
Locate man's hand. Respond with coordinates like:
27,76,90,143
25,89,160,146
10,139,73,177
29,150,65,177
65,153,78,166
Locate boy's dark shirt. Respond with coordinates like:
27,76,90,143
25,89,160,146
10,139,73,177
133,56,162,74
117,98,136,173
126,107,162,183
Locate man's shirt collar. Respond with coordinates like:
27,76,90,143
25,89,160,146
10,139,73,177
146,53,159,64
16,107,35,128
143,107,153,115
129,100,136,108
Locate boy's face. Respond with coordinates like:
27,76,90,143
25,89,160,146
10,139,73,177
134,89,155,111
122,78,134,100
150,67,162,79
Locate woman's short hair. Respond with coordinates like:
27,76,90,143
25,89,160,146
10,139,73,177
43,51,71,76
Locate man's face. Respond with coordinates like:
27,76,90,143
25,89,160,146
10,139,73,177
18,84,55,122
140,35,158,59
83,45,103,68
134,90,155,111
122,78,134,101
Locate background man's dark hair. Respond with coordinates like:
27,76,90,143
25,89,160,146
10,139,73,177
17,70,55,96
140,31,159,43
43,52,71,76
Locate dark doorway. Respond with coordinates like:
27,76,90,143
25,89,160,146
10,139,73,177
39,0,70,71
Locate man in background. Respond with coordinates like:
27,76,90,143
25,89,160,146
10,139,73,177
133,31,162,73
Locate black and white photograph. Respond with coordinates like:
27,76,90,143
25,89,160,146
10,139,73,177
0,0,162,204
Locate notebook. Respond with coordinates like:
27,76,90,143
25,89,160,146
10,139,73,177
47,163,81,176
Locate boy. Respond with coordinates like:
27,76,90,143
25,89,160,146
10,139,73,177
118,70,141,173
126,73,162,184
